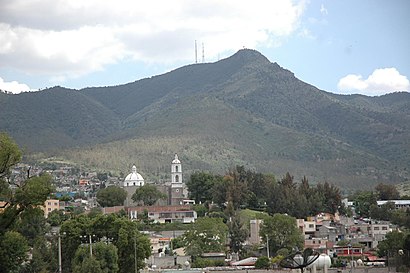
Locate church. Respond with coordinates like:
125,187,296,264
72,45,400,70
120,154,197,223
122,154,186,207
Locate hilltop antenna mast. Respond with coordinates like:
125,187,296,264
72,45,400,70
195,40,198,64
202,42,204,63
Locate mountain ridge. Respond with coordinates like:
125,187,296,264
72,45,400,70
1,49,409,189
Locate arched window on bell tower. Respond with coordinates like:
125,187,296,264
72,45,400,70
175,175,179,182
176,165,179,172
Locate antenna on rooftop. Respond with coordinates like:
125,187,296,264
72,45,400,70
195,40,198,64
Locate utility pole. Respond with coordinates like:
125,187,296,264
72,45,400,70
89,234,93,257
58,234,62,273
266,235,270,258
134,236,138,273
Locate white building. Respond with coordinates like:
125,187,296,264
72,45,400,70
123,165,144,187
121,154,189,206
123,165,145,206
170,154,185,205
377,200,410,210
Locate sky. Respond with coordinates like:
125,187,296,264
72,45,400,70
0,0,409,96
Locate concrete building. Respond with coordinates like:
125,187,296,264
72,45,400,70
249,219,263,244
43,199,60,218
122,154,187,206
127,205,197,223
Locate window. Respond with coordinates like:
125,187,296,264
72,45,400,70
175,166,179,172
175,175,179,182
159,213,172,218
48,202,51,205
382,226,388,230
185,212,194,217
374,227,380,231
308,224,314,228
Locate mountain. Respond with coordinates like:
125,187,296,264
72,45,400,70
1,49,409,189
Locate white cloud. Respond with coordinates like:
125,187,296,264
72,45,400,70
0,0,306,80
337,68,410,96
0,77,33,94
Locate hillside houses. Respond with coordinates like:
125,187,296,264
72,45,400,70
251,211,395,261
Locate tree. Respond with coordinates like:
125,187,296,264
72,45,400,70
1,134,54,235
260,213,303,256
0,133,22,179
351,191,377,217
255,256,271,269
21,236,57,273
377,231,406,257
211,167,249,210
228,214,248,254
47,209,70,226
370,202,395,221
187,172,217,204
15,207,48,245
0,172,53,235
317,181,342,214
224,167,250,210
0,231,29,273
73,256,103,273
72,242,119,273
183,217,228,257
375,183,400,200
97,186,127,207
60,214,151,273
131,184,167,206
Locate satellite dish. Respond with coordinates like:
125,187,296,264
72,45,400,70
280,248,320,273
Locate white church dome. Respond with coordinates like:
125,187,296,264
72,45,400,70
124,165,144,187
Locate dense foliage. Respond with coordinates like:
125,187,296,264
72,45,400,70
183,217,228,257
260,213,304,256
131,184,167,206
96,186,127,207
187,166,342,219
60,213,151,273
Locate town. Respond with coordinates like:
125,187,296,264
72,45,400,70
1,134,410,273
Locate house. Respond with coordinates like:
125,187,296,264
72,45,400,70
43,199,60,218
377,200,410,210
334,245,363,258
127,205,197,224
297,219,316,239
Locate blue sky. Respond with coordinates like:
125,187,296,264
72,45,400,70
0,0,409,96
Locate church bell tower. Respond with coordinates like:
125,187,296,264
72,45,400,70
170,154,184,205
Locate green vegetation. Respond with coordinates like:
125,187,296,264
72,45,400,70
183,217,228,257
260,213,304,256
96,186,127,207
1,50,409,189
255,256,271,269
132,184,167,206
0,133,54,236
0,134,151,273
187,166,343,220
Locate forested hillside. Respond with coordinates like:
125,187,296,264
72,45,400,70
1,49,409,189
